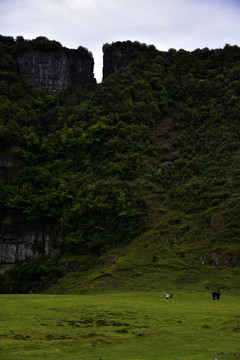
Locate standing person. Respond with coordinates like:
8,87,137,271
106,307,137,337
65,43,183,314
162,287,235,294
216,290,220,300
212,291,216,301
166,292,170,299
170,293,173,300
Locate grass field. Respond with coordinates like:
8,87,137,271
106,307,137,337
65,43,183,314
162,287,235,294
0,291,239,360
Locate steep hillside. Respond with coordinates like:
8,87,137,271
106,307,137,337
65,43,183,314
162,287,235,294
0,37,240,293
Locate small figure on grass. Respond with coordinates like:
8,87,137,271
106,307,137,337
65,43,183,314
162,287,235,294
166,292,170,299
170,293,173,300
212,291,216,301
216,290,220,300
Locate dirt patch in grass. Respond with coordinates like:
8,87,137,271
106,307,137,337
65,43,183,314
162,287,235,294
96,319,129,327
115,328,129,333
14,334,30,340
232,327,240,332
45,334,71,340
201,325,211,329
62,318,95,327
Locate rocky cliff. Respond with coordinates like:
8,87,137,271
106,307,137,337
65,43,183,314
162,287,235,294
17,48,95,91
0,149,21,179
102,41,157,79
0,150,51,270
0,36,97,270
103,44,130,79
0,231,50,272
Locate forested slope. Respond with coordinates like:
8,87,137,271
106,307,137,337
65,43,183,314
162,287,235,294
1,36,240,292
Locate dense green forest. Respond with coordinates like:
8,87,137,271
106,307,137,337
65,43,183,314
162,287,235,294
1,35,240,293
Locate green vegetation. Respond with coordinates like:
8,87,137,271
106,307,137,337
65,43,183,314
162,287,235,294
0,36,240,292
0,292,239,360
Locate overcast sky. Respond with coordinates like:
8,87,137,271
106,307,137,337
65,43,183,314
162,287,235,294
1,0,240,82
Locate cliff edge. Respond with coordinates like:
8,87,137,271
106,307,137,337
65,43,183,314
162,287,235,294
16,37,96,91
102,40,157,79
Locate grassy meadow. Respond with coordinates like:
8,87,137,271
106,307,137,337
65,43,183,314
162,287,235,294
0,291,239,360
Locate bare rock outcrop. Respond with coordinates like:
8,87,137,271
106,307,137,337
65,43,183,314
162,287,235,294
0,231,50,271
0,149,21,179
102,40,157,79
17,45,95,91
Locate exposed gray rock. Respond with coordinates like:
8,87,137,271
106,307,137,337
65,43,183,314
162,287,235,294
102,41,157,79
103,48,129,79
0,150,22,179
0,231,50,268
17,48,95,91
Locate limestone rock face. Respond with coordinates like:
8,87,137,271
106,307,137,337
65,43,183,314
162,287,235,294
0,149,21,179
103,48,130,79
102,41,156,79
0,231,50,269
17,49,95,91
